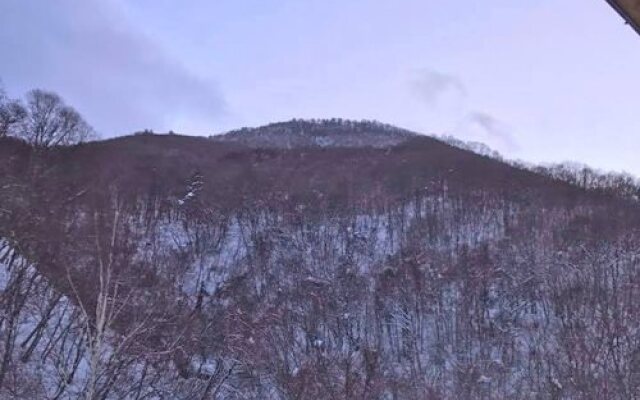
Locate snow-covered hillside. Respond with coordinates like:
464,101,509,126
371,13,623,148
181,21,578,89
2,123,640,399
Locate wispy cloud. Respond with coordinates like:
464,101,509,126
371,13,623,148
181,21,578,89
409,68,518,152
0,0,226,136
466,111,518,151
411,69,467,108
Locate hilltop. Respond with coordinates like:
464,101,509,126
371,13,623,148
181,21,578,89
212,118,417,148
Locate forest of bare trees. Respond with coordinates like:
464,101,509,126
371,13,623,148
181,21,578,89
2,112,640,399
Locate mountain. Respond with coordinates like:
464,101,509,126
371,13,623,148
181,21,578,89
1,121,640,399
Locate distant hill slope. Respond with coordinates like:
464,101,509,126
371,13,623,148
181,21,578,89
212,118,417,148
1,123,588,213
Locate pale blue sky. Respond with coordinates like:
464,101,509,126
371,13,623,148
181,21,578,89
1,0,639,174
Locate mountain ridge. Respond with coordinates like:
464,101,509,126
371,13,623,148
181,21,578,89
211,118,419,148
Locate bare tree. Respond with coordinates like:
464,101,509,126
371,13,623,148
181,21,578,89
64,196,147,400
0,86,26,139
16,89,94,147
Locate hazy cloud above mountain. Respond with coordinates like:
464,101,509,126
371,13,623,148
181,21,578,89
411,70,467,108
410,70,517,152
466,112,518,151
0,0,225,136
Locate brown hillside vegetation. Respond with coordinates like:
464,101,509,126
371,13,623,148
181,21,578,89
2,122,640,399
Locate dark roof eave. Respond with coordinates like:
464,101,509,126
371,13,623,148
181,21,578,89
606,0,640,36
